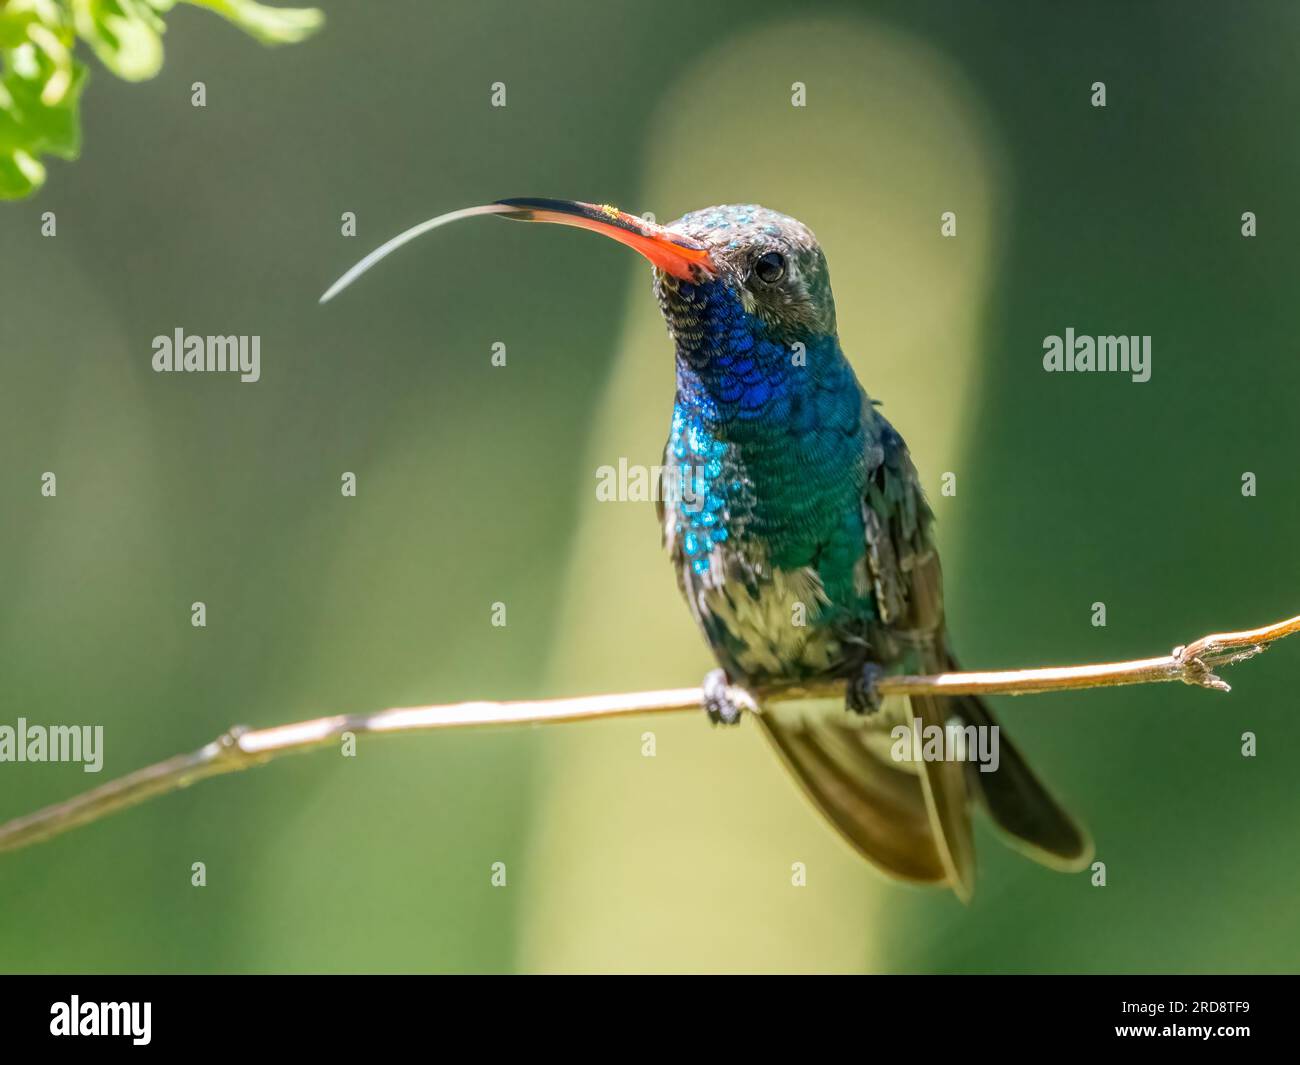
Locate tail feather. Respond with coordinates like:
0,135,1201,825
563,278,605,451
911,694,976,900
755,709,949,885
954,693,1093,871
755,681,1092,896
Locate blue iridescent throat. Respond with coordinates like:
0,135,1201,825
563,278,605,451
664,279,863,579
668,403,731,576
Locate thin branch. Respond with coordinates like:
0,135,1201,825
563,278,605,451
1,612,1296,855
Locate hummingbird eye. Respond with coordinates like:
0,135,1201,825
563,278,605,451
752,250,786,285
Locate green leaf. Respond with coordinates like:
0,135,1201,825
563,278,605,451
0,149,45,198
183,0,323,45
0,2,86,198
71,0,165,81
0,0,322,199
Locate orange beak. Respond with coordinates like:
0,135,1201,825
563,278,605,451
320,197,714,304
492,198,714,282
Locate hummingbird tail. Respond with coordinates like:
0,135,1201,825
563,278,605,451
754,707,954,890
755,678,1092,897
952,689,1094,873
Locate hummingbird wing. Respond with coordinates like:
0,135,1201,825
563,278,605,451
866,415,1091,874
864,417,978,899
863,415,1091,879
753,415,977,898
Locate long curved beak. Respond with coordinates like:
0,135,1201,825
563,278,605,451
319,197,714,304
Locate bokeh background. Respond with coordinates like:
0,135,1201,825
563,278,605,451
2,0,1298,973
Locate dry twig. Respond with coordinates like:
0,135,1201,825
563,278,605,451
1,612,1296,855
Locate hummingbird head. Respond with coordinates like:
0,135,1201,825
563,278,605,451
319,196,851,430
319,198,836,344
652,203,837,344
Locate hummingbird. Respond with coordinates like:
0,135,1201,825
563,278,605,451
322,197,1093,899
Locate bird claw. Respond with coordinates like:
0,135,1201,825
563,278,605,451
702,669,744,726
846,662,885,716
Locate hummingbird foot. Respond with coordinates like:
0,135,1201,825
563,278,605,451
846,662,886,716
702,669,745,726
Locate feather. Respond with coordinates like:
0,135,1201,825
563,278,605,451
754,703,948,885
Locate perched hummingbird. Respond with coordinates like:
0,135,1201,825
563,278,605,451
322,198,1092,898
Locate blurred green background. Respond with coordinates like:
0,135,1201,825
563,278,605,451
2,0,1298,973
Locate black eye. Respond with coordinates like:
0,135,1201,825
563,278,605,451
753,250,786,284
